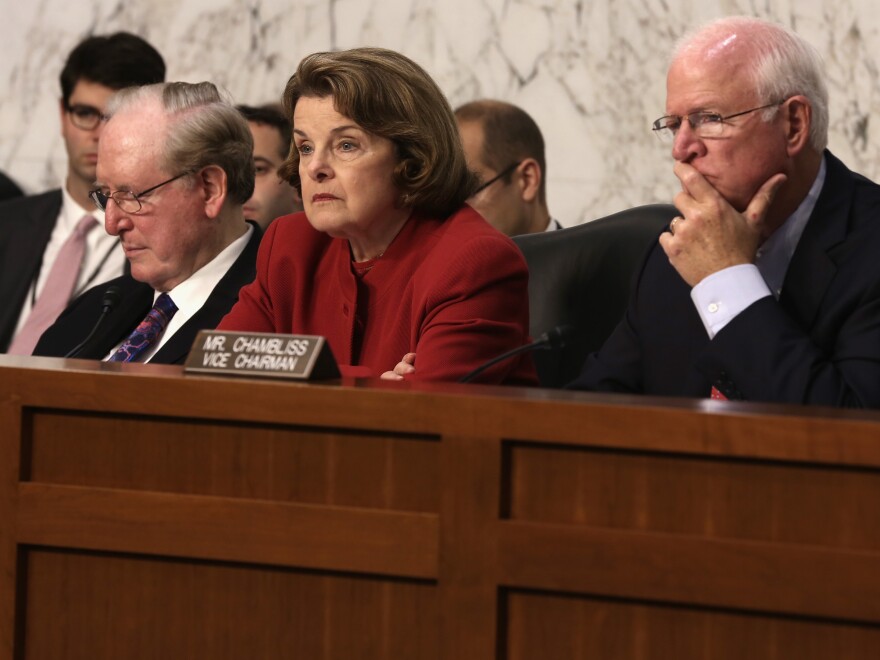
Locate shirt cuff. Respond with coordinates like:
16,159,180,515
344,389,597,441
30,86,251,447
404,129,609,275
690,264,772,339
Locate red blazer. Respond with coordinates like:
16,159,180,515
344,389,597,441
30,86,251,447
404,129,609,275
219,206,537,384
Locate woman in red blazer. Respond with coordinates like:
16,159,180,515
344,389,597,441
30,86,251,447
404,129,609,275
219,48,536,385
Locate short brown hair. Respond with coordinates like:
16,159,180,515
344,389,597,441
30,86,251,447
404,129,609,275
455,100,548,205
280,47,478,218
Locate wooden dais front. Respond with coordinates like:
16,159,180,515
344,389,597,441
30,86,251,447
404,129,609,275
2,355,880,658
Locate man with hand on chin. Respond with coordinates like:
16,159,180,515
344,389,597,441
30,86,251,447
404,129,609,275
570,16,880,407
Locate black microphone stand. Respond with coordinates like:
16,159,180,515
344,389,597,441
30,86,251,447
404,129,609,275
458,325,573,384
64,286,122,358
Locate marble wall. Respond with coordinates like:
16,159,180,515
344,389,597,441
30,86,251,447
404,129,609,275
1,0,878,225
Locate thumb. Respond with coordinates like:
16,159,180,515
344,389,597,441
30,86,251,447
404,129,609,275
744,173,787,228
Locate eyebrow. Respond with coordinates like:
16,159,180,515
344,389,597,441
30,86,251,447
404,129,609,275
293,124,364,138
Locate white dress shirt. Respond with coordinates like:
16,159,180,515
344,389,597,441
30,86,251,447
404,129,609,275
107,224,253,363
690,156,827,339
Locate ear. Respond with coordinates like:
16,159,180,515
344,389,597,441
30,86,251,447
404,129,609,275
783,96,812,156
198,165,228,219
517,158,542,203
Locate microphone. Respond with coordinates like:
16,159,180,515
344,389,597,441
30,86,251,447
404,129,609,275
64,285,123,358
458,324,574,384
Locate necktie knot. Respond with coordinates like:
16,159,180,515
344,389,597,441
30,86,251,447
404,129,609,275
108,293,178,363
75,214,98,238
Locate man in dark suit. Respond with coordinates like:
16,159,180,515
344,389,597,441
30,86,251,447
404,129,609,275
0,33,165,353
0,171,23,201
570,16,880,408
34,81,260,364
455,100,562,236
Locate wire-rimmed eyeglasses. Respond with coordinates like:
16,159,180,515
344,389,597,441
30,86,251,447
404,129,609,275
471,161,522,196
89,171,193,214
65,103,109,131
651,100,786,142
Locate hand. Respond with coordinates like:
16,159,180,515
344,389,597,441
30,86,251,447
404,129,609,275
659,162,787,287
380,352,416,380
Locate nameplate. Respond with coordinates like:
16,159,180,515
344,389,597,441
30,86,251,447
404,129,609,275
184,330,340,380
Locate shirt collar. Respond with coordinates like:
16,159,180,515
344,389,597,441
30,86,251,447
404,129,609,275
157,223,253,311
755,155,827,297
60,184,105,230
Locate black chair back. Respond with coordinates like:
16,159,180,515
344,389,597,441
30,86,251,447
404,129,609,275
513,204,676,387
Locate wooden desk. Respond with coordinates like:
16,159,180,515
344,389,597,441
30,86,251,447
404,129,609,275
2,355,880,658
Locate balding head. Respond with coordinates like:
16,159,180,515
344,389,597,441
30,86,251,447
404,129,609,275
672,16,828,151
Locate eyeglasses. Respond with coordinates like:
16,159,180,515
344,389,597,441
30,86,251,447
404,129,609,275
471,161,522,196
651,100,786,142
89,171,193,214
65,103,109,131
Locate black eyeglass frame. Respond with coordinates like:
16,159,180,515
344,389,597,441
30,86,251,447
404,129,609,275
651,100,787,139
471,161,523,196
89,171,194,214
64,103,110,131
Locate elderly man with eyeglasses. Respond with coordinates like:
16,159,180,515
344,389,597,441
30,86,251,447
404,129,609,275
0,33,166,355
569,16,880,408
32,82,261,364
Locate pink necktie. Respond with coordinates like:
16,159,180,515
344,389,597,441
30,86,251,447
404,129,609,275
9,214,98,355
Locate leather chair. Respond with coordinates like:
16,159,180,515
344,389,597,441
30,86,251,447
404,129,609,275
512,204,676,388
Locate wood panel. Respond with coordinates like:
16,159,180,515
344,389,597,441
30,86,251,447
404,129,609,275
3,355,880,659
506,442,880,550
26,410,439,512
504,589,880,660
22,548,439,660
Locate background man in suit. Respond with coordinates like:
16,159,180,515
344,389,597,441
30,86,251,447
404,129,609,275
571,16,880,407
0,171,23,201
34,81,261,364
237,104,303,230
0,32,166,353
455,99,561,236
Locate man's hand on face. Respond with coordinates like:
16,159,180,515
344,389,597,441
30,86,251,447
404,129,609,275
659,161,787,287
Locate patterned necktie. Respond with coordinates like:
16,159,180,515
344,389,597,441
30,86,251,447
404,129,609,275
108,293,178,363
9,214,98,355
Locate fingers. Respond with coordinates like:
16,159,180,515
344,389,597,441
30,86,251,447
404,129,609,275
673,161,712,199
394,354,416,376
382,353,417,381
744,173,787,227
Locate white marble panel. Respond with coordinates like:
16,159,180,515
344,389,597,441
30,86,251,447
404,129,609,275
0,0,878,227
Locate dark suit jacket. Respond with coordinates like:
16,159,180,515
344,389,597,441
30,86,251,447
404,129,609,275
570,152,880,408
0,189,62,351
0,171,23,201
33,224,262,364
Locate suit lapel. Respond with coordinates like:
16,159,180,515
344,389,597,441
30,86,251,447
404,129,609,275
0,190,62,349
151,223,261,364
779,152,852,330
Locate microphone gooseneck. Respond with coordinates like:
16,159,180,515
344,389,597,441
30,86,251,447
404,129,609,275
64,285,123,359
458,324,574,384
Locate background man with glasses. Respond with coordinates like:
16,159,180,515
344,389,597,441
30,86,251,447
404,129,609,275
570,15,880,407
455,100,561,236
0,32,165,354
33,81,261,364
